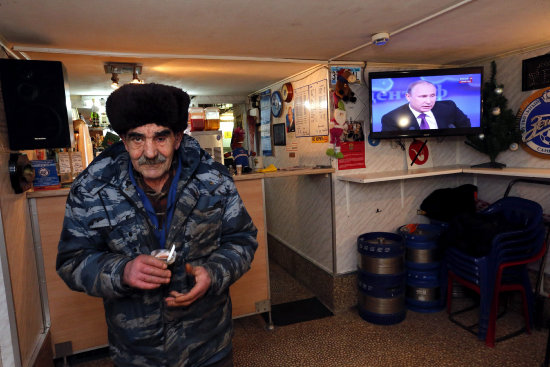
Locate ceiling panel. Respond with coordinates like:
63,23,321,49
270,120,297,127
1,0,549,97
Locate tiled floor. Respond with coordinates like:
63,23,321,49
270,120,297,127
57,260,550,367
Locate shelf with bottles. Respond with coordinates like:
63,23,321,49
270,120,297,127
88,113,110,130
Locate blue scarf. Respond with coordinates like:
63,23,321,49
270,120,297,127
128,156,181,249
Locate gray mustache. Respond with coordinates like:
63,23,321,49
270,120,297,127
137,154,167,165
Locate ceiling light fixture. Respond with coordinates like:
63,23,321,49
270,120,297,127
131,69,143,84
110,73,119,89
104,62,143,87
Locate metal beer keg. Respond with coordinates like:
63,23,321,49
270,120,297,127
399,224,446,313
357,232,406,325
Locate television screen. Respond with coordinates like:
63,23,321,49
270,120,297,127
369,67,483,139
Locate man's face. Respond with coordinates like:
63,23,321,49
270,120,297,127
406,82,437,113
122,123,182,183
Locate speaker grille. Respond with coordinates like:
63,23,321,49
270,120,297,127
0,59,74,150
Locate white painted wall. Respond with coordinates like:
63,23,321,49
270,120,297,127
262,46,550,276
261,66,335,272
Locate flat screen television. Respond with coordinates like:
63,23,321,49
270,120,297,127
369,66,483,140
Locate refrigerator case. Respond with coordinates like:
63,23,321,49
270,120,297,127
189,130,224,165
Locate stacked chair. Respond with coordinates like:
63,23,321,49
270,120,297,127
445,196,547,347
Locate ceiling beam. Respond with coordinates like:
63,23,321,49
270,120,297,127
11,46,331,64
0,35,22,59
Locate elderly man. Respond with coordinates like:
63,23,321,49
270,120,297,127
56,83,257,367
381,80,471,131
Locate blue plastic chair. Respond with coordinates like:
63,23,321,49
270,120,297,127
445,196,546,347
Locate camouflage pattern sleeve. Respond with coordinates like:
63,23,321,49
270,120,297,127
56,185,133,299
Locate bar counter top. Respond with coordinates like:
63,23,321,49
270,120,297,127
26,166,335,198
233,166,333,180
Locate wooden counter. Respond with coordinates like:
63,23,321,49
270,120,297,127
28,193,108,357
230,178,269,317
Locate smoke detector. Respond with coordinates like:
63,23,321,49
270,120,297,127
372,32,390,46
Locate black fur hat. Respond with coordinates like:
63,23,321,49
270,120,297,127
106,83,190,135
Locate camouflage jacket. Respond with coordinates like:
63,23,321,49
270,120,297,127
56,136,258,367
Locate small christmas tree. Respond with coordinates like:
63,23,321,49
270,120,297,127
465,61,522,168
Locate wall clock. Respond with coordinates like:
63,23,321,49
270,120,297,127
271,91,283,117
282,82,294,102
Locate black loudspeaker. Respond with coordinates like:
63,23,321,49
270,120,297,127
0,59,74,150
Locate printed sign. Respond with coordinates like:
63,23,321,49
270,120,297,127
31,160,60,188
260,90,272,156
57,152,71,174
295,80,328,137
330,66,362,85
406,140,432,170
408,140,429,165
338,141,366,170
522,54,550,91
286,142,298,152
517,86,550,158
312,136,329,143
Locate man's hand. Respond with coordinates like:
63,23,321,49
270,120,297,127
165,263,212,307
123,254,171,290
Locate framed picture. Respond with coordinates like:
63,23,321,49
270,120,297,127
260,90,272,156
522,54,550,91
272,123,286,146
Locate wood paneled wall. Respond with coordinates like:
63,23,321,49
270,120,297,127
0,68,46,366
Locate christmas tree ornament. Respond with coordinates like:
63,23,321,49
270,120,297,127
492,107,501,115
494,87,503,94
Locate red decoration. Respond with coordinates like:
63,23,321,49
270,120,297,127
408,140,429,165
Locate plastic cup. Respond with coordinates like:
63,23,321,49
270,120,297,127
254,156,263,169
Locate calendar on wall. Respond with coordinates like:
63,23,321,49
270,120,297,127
260,90,272,156
294,80,328,137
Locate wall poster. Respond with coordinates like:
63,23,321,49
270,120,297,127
285,102,295,132
329,66,362,85
337,120,366,170
337,141,365,170
295,80,329,137
522,54,550,91
260,90,272,156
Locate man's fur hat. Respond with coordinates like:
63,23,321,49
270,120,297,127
106,83,190,135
